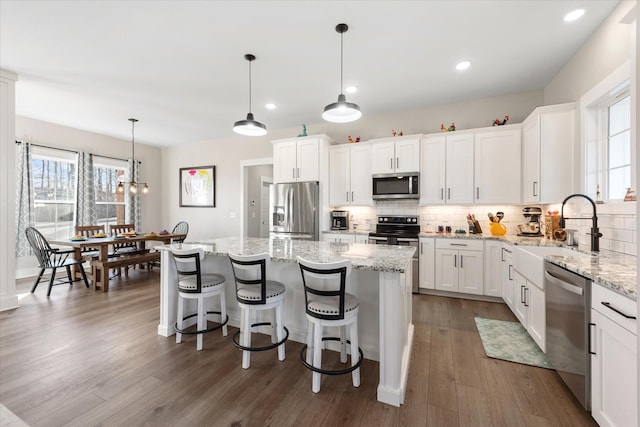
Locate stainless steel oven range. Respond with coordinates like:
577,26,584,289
368,215,420,294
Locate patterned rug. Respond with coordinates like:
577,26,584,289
474,317,553,369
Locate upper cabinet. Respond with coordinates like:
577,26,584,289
419,135,446,204
370,135,421,174
329,143,373,206
522,103,576,204
474,127,522,204
272,134,333,184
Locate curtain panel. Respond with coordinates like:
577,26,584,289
76,151,96,226
125,159,141,230
15,142,34,256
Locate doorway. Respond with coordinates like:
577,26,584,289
240,158,273,238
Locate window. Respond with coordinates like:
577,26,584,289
607,94,631,200
32,147,77,240
94,158,127,229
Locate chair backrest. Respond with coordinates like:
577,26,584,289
109,223,137,250
228,252,269,305
75,225,105,253
25,227,54,268
297,256,352,321
171,221,189,243
171,247,205,293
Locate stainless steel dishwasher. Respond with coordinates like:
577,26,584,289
544,260,591,411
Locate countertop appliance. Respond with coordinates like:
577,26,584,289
517,206,543,236
330,210,349,230
269,181,319,240
372,173,419,200
368,215,420,294
544,260,591,410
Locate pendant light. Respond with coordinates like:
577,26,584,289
117,118,149,194
233,54,267,136
322,23,361,123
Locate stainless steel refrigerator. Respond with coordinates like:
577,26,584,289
269,181,319,240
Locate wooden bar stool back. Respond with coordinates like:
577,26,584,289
296,256,362,393
228,252,289,369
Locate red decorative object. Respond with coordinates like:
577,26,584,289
347,135,360,143
391,130,403,137
441,123,456,132
492,115,510,126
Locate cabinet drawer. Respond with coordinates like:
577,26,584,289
592,283,637,335
435,239,483,251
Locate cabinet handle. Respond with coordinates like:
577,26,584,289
588,322,596,355
454,254,457,267
447,188,451,200
440,188,444,200
520,285,526,303
450,243,468,246
396,157,399,169
292,168,295,179
390,158,393,170
297,167,300,178
346,191,349,202
476,187,480,199
524,287,529,307
601,302,637,319
508,265,513,280
533,181,538,197
420,242,423,254
501,247,505,262
460,255,464,268
351,191,354,202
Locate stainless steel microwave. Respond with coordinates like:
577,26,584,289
372,173,419,200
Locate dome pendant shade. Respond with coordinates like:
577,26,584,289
323,23,361,123
322,93,362,123
233,112,267,136
233,53,267,136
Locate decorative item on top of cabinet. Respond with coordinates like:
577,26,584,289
492,115,510,126
391,130,403,137
347,135,360,143
440,123,456,132
297,124,307,137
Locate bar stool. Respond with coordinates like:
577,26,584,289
228,252,289,369
296,256,363,393
171,247,228,351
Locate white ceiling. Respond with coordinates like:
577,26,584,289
0,0,620,147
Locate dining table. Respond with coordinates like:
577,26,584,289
49,232,187,287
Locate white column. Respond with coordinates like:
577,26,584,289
0,69,18,311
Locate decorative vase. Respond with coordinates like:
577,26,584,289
489,222,507,236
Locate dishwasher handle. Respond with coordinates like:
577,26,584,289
544,270,584,296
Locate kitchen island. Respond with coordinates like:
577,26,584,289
157,237,415,407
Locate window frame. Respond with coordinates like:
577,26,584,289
93,157,127,229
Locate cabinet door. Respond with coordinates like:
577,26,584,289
445,133,474,204
513,271,527,325
540,109,575,203
273,140,298,183
354,235,369,244
484,241,503,297
329,146,350,206
458,249,483,295
474,129,521,204
435,249,458,292
522,116,540,203
420,136,446,204
526,284,545,351
349,144,373,205
394,139,420,173
296,139,319,182
371,142,395,174
419,238,435,290
591,309,638,427
501,250,515,310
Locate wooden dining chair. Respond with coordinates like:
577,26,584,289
108,223,142,276
75,225,105,282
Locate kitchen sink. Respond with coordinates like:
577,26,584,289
513,245,594,288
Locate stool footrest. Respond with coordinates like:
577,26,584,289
232,322,289,352
174,311,229,335
300,337,364,376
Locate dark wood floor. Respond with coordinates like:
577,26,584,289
1,270,597,427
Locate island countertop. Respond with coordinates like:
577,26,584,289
158,236,415,273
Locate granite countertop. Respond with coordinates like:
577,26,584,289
420,232,637,301
159,237,415,273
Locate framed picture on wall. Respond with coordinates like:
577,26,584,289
179,165,215,207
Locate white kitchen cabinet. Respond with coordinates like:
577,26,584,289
474,127,521,204
445,133,474,204
484,240,503,297
512,270,545,351
370,135,420,174
522,103,576,204
322,233,355,243
591,283,637,427
272,135,333,184
418,237,435,290
419,135,446,204
501,247,515,310
354,234,370,244
329,144,372,206
434,239,483,295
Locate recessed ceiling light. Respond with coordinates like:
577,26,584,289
564,9,585,22
456,61,471,71
345,86,357,94
265,103,276,110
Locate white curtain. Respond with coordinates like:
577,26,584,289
76,151,96,226
15,141,34,256
125,159,141,230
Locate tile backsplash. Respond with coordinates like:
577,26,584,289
334,200,637,256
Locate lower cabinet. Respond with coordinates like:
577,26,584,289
591,283,638,427
435,239,483,295
419,237,435,290
512,270,545,351
484,240,503,297
501,247,515,310
322,233,355,243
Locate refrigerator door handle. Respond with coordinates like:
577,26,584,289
290,188,294,227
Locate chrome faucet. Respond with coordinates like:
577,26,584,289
559,193,602,252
